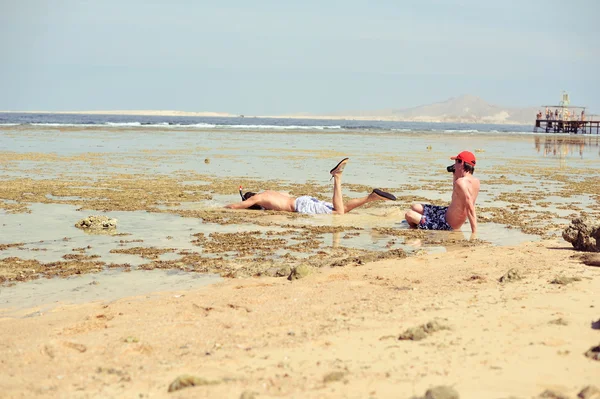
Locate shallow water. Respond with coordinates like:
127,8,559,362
1,124,599,313
0,268,220,318
2,127,599,183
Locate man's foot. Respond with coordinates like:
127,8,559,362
330,158,349,176
372,188,396,201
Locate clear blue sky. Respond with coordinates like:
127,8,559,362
1,0,598,114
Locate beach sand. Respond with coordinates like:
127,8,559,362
1,239,599,398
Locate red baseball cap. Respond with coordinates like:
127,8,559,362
450,151,476,166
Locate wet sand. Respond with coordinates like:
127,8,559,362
1,127,600,397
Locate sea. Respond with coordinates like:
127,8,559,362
0,112,535,133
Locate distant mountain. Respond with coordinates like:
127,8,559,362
322,95,539,125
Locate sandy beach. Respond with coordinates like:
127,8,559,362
1,123,599,398
2,239,599,398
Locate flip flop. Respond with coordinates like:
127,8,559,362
330,157,349,176
372,189,396,201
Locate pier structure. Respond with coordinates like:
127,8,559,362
534,92,600,134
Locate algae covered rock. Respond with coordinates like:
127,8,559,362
499,268,523,283
75,215,117,230
584,343,600,361
578,385,600,399
550,276,582,285
563,217,600,252
167,374,219,392
581,253,600,267
398,320,450,341
323,371,346,383
424,385,460,399
288,264,314,281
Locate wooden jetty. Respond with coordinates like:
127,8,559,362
534,92,599,134
535,119,600,134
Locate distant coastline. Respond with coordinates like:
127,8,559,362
0,95,545,125
0,109,531,125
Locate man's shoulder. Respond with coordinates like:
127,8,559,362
458,175,479,182
455,176,479,188
455,177,470,186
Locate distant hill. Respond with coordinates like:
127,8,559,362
319,95,539,125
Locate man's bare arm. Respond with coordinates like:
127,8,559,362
458,179,477,234
466,200,477,234
224,196,260,209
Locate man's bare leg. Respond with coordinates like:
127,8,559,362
404,203,423,227
332,173,345,214
331,171,386,214
341,190,391,214
329,158,395,214
405,210,422,227
410,203,424,213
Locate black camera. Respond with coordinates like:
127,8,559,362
446,164,455,173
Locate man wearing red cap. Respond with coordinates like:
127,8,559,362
405,151,480,234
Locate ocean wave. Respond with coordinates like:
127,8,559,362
106,122,142,127
214,124,343,130
441,129,480,133
30,123,98,127
10,122,345,130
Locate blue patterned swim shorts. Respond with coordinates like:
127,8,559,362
418,204,453,230
294,196,334,214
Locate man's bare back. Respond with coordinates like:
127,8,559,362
446,174,480,232
225,190,296,212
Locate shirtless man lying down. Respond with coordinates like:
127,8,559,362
225,158,396,214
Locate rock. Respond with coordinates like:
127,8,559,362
97,366,130,381
584,344,600,361
578,385,600,399
424,385,460,399
563,217,600,252
581,253,600,267
63,341,87,353
167,375,219,392
537,389,570,399
399,320,450,341
288,264,313,280
323,371,346,383
499,268,523,283
204,158,210,164
548,318,569,326
550,276,582,285
75,215,117,230
275,265,292,277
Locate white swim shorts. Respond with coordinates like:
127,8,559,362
294,196,334,214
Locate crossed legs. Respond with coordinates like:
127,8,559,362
405,203,424,227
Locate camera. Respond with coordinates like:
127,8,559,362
446,164,455,173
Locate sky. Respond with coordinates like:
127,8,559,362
1,0,599,115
